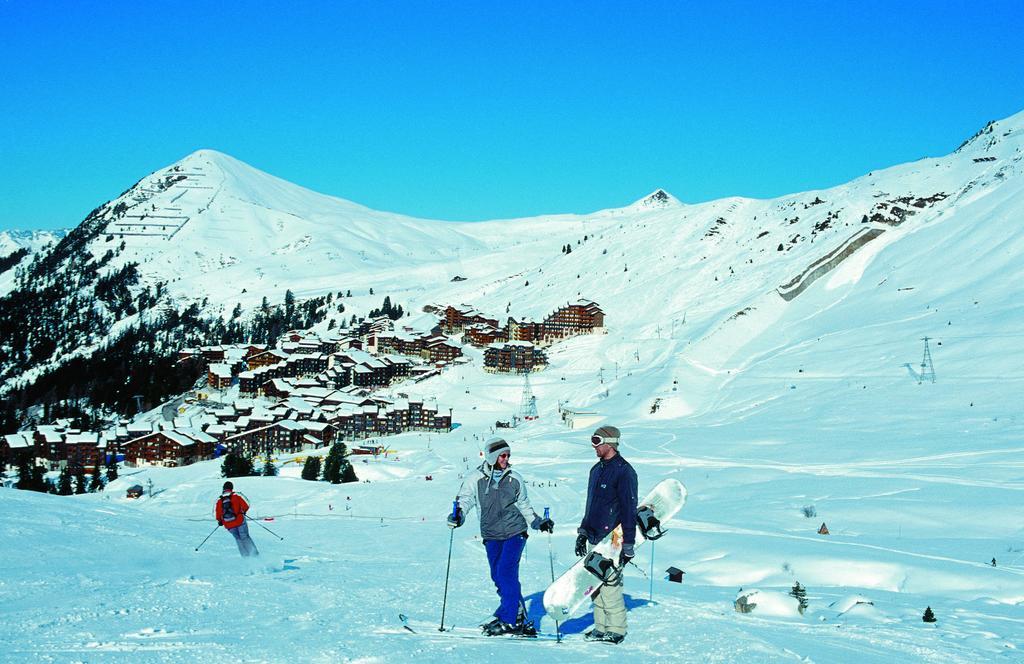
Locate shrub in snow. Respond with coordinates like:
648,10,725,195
790,582,808,614
734,589,802,618
802,505,816,518
923,606,936,623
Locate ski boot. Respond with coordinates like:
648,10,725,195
481,618,515,636
513,612,538,638
584,629,606,641
599,632,625,644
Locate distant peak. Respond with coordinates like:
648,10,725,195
953,108,1024,154
633,189,681,208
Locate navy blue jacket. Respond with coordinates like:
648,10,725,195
579,453,638,547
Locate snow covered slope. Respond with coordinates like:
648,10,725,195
0,228,66,255
2,110,1024,661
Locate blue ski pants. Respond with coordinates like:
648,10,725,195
484,534,526,624
228,521,260,558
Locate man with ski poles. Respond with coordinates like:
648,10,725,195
447,437,554,636
575,425,638,644
215,480,260,557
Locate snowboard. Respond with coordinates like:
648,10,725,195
542,477,687,622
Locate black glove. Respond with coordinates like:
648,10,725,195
538,518,554,533
217,520,224,526
575,533,588,557
619,543,635,567
446,507,465,528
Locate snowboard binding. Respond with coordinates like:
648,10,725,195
637,505,667,540
583,551,623,585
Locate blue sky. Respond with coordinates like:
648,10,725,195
1,1,1022,230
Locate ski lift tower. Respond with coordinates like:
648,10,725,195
519,371,538,421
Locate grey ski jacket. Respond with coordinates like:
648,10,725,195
457,463,539,541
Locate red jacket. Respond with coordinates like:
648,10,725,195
215,491,249,529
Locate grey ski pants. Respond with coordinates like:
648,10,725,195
589,544,627,635
228,521,260,557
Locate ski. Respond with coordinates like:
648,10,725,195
394,615,558,642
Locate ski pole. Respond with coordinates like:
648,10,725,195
649,540,655,602
439,498,458,632
245,514,284,540
195,523,220,552
544,507,562,643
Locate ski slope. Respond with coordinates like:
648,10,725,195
2,110,1024,661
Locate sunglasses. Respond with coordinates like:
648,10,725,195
498,452,510,458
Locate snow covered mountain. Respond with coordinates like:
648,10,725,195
0,228,66,256
2,110,1024,660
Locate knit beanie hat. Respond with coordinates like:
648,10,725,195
223,480,234,491
591,425,621,448
485,437,511,466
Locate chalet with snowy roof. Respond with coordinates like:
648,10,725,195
243,343,268,358
463,323,507,347
442,304,499,333
2,432,34,464
200,345,227,362
33,425,68,470
178,347,201,361
263,378,295,399
207,363,234,389
295,353,332,376
541,299,605,341
484,341,548,373
293,339,323,355
423,337,461,364
224,420,328,457
248,349,288,369
123,429,216,468
506,318,544,344
64,432,103,473
374,330,427,356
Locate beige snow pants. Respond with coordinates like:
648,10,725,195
589,544,627,635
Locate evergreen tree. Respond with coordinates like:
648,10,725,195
284,289,296,325
263,459,278,477
922,606,937,623
30,464,49,492
301,456,321,481
73,466,88,494
221,452,255,478
566,244,572,254
341,458,359,483
322,442,357,484
106,457,119,482
89,472,105,492
57,468,73,496
16,458,33,490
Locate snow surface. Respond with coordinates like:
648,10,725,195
3,110,1024,661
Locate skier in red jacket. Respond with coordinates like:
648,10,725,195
215,481,259,557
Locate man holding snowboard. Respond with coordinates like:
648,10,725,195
575,425,638,644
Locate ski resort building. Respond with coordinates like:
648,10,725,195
483,341,548,373
440,299,605,349
122,429,217,468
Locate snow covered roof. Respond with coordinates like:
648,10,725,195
3,433,32,449
209,363,233,378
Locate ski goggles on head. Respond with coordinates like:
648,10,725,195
591,435,618,447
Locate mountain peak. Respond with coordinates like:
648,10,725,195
953,108,1024,155
633,189,681,209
